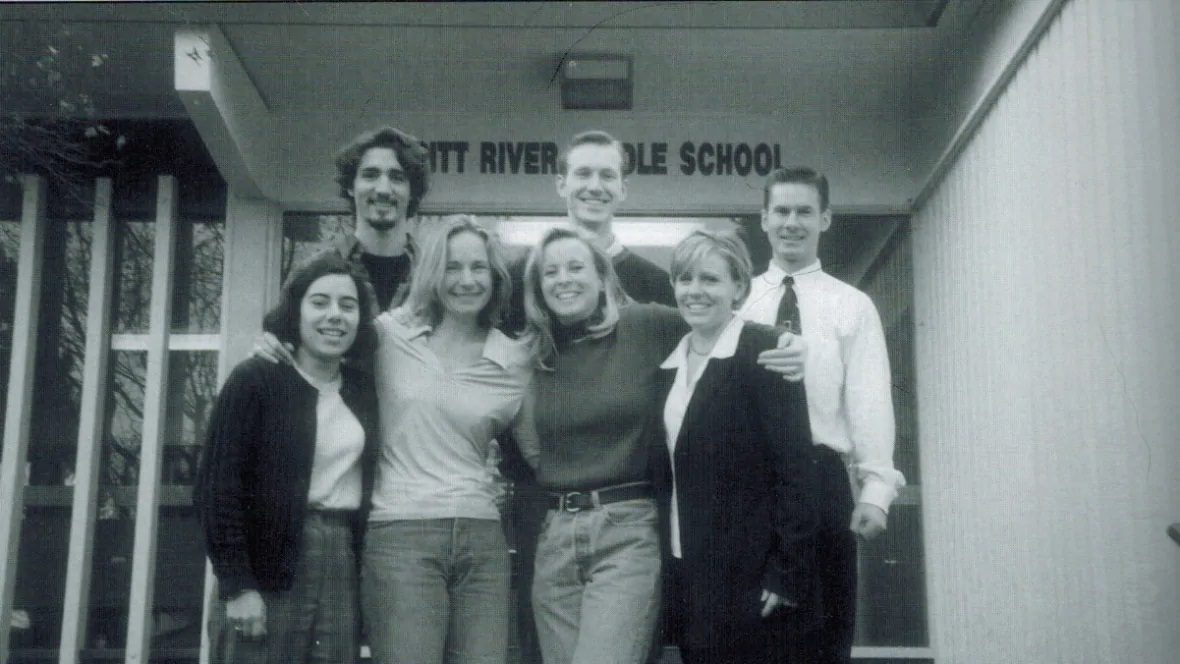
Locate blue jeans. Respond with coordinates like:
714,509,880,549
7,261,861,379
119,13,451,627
531,498,662,664
362,518,510,664
207,510,360,664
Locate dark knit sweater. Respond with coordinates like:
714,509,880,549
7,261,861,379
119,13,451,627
532,304,685,491
195,357,378,599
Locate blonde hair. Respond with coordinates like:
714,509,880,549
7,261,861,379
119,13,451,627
405,214,511,329
523,225,626,367
669,229,753,308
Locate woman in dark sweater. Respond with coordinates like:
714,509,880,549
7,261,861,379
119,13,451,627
196,253,379,663
517,225,680,664
656,230,818,663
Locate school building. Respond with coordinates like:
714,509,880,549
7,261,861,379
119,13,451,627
0,1,1177,663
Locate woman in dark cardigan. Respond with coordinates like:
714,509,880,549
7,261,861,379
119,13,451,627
196,253,379,663
655,229,819,664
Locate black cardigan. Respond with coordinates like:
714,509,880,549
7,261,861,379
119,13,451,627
652,322,820,646
195,357,378,599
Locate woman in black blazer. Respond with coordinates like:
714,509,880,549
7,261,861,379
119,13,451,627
197,253,379,664
654,229,819,663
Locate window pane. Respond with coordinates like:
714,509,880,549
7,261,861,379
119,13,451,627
84,350,146,650
110,176,159,334
111,220,154,334
28,220,92,486
146,351,219,654
11,502,71,652
103,351,146,488
85,500,135,651
171,221,224,333
0,177,20,219
151,506,204,653
161,351,217,485
0,219,19,447
281,213,354,283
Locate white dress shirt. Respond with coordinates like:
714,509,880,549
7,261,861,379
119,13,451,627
738,260,905,512
659,315,746,558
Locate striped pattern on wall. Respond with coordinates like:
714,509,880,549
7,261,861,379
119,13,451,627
912,0,1180,661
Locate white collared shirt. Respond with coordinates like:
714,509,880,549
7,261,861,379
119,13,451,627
659,315,746,558
738,260,905,512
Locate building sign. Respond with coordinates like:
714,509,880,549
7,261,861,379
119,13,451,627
427,140,784,177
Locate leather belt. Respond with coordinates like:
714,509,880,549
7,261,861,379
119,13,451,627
549,482,653,513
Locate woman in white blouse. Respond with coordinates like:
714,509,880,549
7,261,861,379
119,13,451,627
361,215,536,664
654,229,819,663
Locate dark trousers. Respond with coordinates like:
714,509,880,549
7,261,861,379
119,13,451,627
786,445,857,664
665,557,790,664
208,511,360,664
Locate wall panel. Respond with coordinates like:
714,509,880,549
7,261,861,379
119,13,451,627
912,0,1180,661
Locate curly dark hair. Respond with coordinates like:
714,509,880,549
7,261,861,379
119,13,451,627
262,252,379,361
334,126,431,218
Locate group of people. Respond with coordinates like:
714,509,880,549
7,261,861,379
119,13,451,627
195,126,905,664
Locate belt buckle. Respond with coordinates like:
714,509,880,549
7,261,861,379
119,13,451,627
562,491,584,512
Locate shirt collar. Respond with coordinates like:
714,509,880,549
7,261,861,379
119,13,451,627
334,230,417,261
480,328,518,369
660,315,745,369
761,258,823,284
404,321,518,370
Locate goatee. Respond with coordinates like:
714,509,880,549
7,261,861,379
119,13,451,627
364,217,400,232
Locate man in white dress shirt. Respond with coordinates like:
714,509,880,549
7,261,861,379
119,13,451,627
738,166,905,664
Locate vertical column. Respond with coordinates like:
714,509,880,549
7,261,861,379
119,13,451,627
58,179,116,663
198,191,283,664
124,176,177,664
217,194,284,370
0,175,47,662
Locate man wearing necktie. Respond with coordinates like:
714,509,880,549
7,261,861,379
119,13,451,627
738,167,906,664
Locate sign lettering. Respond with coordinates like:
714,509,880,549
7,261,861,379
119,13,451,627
427,140,785,176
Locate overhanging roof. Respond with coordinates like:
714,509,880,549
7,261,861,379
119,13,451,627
2,1,997,210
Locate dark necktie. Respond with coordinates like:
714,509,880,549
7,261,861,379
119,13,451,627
775,275,802,334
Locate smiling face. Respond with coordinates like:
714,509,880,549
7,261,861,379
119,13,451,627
297,274,360,363
674,251,743,339
440,230,494,322
761,181,831,273
351,146,411,233
556,143,627,232
539,236,604,325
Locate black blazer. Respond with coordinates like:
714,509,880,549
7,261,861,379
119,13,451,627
653,322,819,647
195,357,378,599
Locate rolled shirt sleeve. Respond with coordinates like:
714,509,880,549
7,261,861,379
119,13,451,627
842,293,905,512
